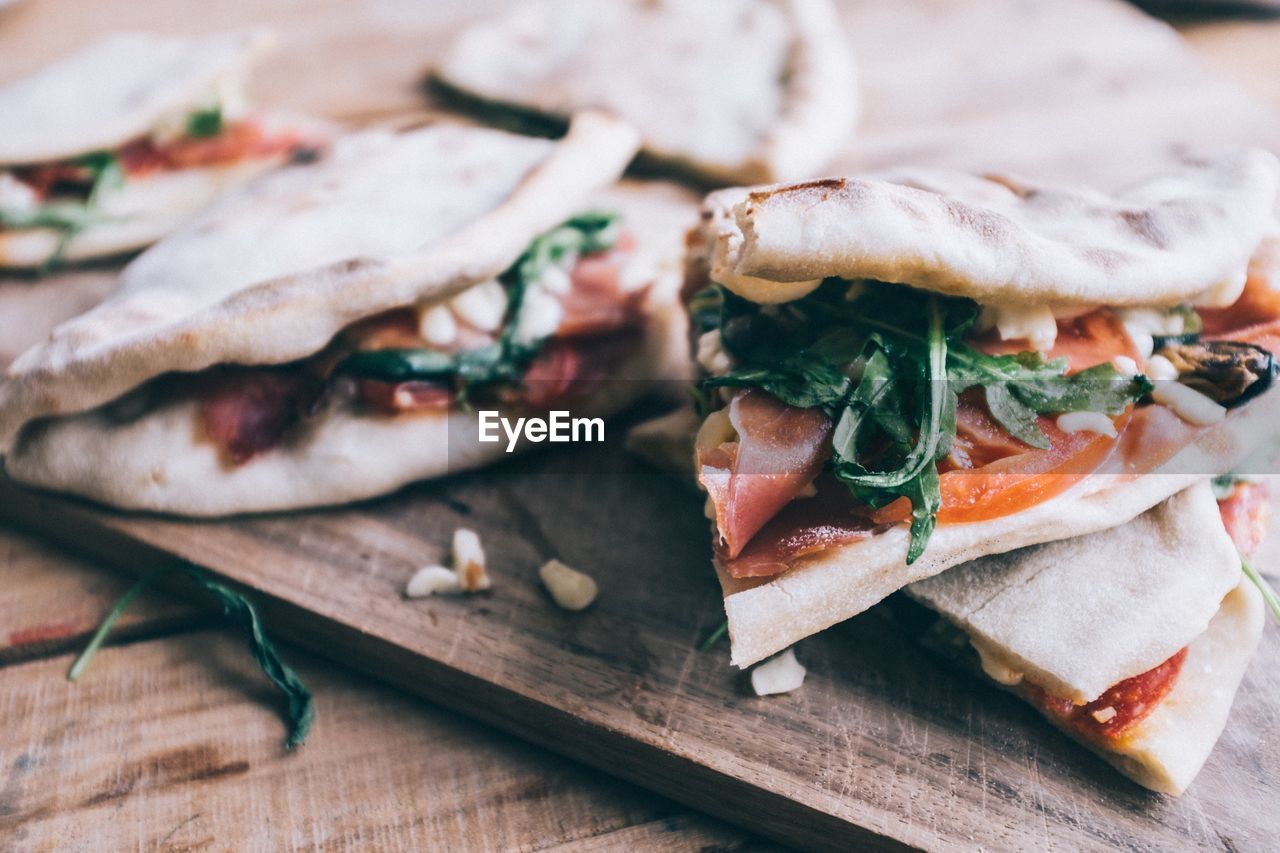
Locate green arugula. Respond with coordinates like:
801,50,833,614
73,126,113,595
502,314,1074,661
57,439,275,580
186,105,225,138
698,619,729,652
337,210,620,401
69,562,314,750
1241,555,1280,625
702,280,1152,562
1,151,125,272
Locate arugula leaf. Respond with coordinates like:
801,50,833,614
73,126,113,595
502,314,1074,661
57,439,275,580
695,279,1152,562
698,619,729,651
69,563,314,750
1241,555,1280,625
338,211,620,399
186,105,225,138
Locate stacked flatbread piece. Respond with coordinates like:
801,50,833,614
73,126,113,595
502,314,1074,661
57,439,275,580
685,152,1280,793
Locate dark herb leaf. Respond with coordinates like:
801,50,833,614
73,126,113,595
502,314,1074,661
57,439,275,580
338,211,620,399
186,106,225,138
68,563,314,750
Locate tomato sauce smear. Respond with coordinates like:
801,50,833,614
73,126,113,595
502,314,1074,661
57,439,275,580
1021,648,1187,743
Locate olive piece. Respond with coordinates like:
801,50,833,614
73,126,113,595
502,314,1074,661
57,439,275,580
1155,340,1279,408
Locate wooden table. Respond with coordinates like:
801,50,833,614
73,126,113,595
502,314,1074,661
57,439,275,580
2,8,1278,852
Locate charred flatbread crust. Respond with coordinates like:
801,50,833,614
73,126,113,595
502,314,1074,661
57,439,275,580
702,150,1280,307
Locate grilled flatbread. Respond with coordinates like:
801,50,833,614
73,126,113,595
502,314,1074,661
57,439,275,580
0,32,329,268
908,484,1262,795
1,113,696,515
433,0,858,185
686,151,1280,666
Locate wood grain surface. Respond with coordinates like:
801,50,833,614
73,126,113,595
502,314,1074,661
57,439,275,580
3,0,1280,850
0,627,765,851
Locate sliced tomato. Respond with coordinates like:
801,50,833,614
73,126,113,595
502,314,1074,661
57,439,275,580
199,368,325,465
971,309,1139,373
1218,481,1271,556
117,120,314,177
510,330,640,410
1022,648,1187,743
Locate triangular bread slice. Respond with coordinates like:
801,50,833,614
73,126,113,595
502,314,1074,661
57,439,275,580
909,484,1261,795
432,0,858,185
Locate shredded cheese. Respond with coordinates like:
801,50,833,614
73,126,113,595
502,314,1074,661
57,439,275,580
695,330,732,376
417,304,458,347
977,303,1058,352
535,263,573,295
1112,355,1139,377
513,286,564,345
970,636,1024,686
450,280,507,331
751,648,807,696
1091,706,1118,724
1144,354,1179,382
0,173,38,212
1152,382,1227,426
1055,411,1117,438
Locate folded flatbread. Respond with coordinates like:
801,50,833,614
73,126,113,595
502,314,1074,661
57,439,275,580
685,149,1280,665
0,31,330,268
0,113,696,515
432,0,858,185
908,482,1265,795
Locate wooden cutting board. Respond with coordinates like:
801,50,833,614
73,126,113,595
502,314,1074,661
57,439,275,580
3,0,1280,849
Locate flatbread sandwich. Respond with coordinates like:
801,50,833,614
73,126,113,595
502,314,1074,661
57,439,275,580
685,149,1280,665
906,481,1268,795
0,31,329,269
0,113,696,515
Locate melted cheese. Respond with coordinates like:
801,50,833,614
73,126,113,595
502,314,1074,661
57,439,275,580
976,302,1058,352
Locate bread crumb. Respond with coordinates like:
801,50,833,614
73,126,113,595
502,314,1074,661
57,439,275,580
452,528,490,591
405,566,462,598
751,648,806,696
539,559,598,611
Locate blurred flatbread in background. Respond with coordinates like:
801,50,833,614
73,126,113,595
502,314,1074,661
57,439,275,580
432,0,859,184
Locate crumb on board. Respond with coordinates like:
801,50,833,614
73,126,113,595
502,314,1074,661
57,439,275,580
539,559,598,611
751,648,806,696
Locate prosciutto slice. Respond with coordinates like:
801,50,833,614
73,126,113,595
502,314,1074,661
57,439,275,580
200,368,325,465
717,478,877,578
699,390,833,559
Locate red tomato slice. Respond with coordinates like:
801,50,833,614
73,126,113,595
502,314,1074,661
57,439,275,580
971,309,1139,373
117,120,312,176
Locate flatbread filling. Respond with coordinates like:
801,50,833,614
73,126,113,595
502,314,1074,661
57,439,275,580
86,211,648,467
955,480,1266,749
0,110,322,258
687,265,1280,577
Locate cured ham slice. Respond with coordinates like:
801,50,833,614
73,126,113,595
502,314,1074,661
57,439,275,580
699,390,833,559
717,478,876,578
200,368,325,465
